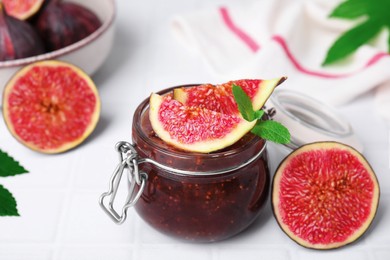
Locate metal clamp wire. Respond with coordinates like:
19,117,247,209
99,142,147,225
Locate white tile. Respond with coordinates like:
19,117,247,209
365,195,390,246
0,247,52,260
0,190,64,243
373,249,390,260
0,150,74,190
61,191,135,244
216,247,290,260
363,145,390,194
297,248,369,260
57,247,133,260
73,139,118,190
136,245,212,260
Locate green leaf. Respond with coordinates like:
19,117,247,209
233,84,290,144
323,18,383,65
324,0,390,65
388,30,390,52
0,184,19,216
251,120,290,144
0,149,28,177
253,110,265,121
232,84,255,122
329,0,368,19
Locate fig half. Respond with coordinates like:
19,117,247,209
272,142,379,249
2,60,101,153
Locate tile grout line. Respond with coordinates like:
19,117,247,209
132,209,143,259
211,246,219,260
50,155,81,260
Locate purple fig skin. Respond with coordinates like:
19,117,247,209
35,1,102,52
0,4,45,61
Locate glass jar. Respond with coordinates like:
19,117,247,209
266,89,362,174
100,86,270,242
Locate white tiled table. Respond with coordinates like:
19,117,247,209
0,0,389,259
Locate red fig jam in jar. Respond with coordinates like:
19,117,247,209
130,87,270,242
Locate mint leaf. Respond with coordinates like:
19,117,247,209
0,149,28,177
233,85,290,144
324,0,390,65
329,0,368,19
388,31,390,52
323,18,383,65
253,110,264,120
0,184,19,216
232,84,255,121
251,120,290,144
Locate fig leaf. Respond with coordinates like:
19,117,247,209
0,149,28,217
0,184,19,216
0,149,28,177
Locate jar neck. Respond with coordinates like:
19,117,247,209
135,143,267,176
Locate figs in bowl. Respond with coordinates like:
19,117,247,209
0,0,115,102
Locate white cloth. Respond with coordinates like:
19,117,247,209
171,0,390,122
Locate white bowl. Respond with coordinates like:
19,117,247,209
0,0,116,102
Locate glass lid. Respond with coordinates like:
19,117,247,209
267,89,363,152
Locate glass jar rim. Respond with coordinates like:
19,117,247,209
268,89,359,150
132,85,266,162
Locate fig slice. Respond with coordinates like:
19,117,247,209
149,93,255,153
173,78,286,115
2,0,44,20
2,60,101,154
272,142,380,249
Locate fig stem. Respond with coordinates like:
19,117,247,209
0,1,9,17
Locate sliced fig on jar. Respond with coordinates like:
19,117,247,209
149,93,256,153
0,3,45,61
173,78,286,115
2,0,44,20
2,60,101,154
34,0,102,52
272,142,380,249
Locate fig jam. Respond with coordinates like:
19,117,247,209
131,87,270,242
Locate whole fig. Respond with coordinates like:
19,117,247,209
0,3,45,61
35,0,102,52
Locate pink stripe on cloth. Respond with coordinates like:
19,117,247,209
366,52,389,66
272,35,389,79
219,7,389,79
219,7,260,52
272,35,345,79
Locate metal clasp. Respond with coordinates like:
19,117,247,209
99,141,148,224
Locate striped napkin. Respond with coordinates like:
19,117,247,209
171,0,390,122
